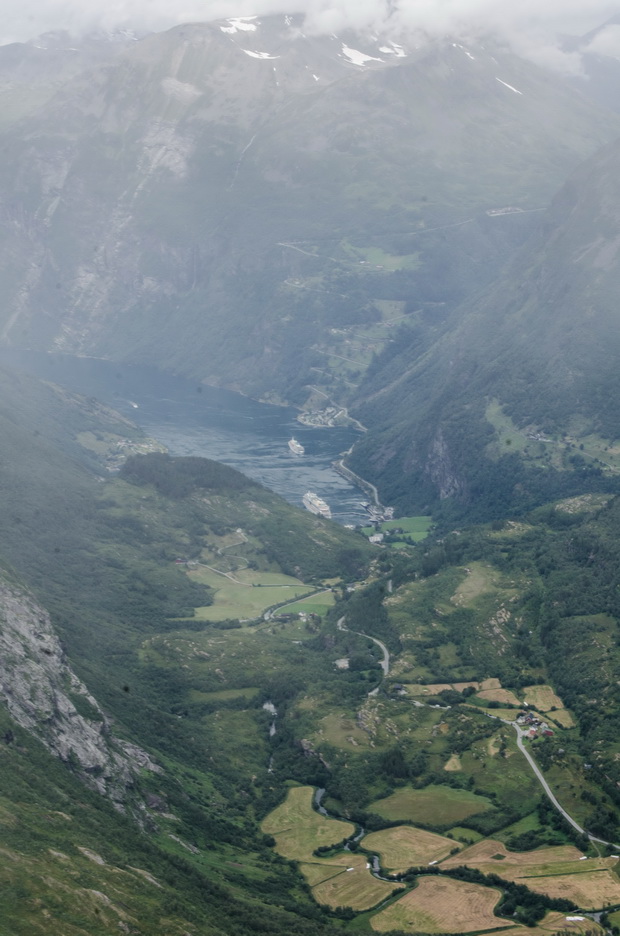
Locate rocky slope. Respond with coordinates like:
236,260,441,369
0,575,159,803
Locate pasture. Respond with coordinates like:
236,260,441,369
278,590,336,616
363,826,458,872
477,688,521,705
188,565,311,620
370,785,494,826
261,785,353,862
451,564,498,607
370,876,506,933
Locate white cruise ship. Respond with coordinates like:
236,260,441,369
288,437,304,455
303,491,331,519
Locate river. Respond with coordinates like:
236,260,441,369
0,350,368,526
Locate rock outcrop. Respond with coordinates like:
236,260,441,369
0,577,159,804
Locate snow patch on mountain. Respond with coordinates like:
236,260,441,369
220,17,258,35
341,44,383,66
496,77,523,94
243,49,279,60
453,43,475,60
379,42,407,58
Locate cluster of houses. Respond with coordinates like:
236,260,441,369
516,709,554,740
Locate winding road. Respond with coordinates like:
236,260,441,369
488,714,620,850
337,615,390,679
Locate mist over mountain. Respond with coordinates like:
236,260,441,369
348,133,620,519
0,13,618,412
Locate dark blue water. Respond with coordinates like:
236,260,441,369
0,350,368,525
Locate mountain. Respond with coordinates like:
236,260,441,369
0,14,618,409
0,362,380,934
347,134,620,520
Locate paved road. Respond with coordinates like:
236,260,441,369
489,714,620,850
513,723,586,836
337,615,390,677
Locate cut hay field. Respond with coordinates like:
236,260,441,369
311,854,402,910
522,685,566,712
262,787,399,911
477,688,521,705
363,826,458,872
525,911,603,936
441,839,585,870
370,785,494,826
548,709,575,728
519,870,620,909
370,876,507,933
441,840,620,908
444,753,462,772
407,682,453,695
261,786,354,861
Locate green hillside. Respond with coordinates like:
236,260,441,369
348,136,620,521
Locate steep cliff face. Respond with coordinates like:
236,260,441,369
0,576,159,804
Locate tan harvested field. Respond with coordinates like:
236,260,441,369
520,870,620,909
453,682,479,692
441,840,620,907
312,854,402,910
495,911,603,936
441,839,585,870
370,785,494,825
299,861,348,886
408,683,453,695
477,688,521,705
444,753,462,772
522,685,566,712
261,786,354,861
548,708,576,728
263,788,398,911
363,826,458,872
370,876,507,933
531,911,603,936
479,678,502,690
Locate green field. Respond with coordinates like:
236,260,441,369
278,590,336,616
362,516,432,543
188,566,312,620
370,785,495,826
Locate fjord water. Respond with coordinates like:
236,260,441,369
2,351,367,525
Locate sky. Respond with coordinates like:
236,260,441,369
2,0,620,73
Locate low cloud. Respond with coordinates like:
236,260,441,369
2,0,620,74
